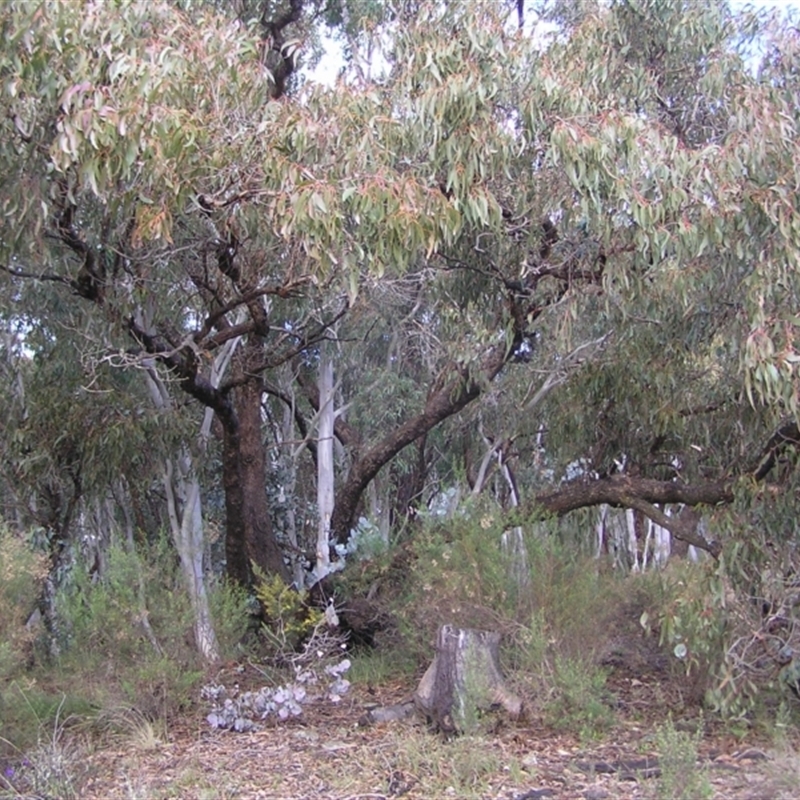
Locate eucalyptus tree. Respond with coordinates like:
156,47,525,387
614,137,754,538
501,0,800,552
402,0,800,551
0,304,176,651
1,0,341,587
309,0,800,557
0,0,479,588
2,0,799,607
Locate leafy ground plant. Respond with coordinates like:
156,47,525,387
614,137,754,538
543,656,616,740
653,717,712,800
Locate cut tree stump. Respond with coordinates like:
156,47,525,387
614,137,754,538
413,624,522,733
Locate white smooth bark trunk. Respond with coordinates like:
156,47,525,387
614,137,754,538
597,504,640,571
367,477,391,545
473,425,530,591
279,399,305,588
163,454,219,662
497,445,530,590
626,508,639,572
315,344,335,580
642,513,672,569
143,336,239,663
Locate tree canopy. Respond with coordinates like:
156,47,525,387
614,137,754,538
1,0,800,604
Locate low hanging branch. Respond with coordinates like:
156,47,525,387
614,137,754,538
526,421,800,557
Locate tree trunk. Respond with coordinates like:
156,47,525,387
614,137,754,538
315,343,335,580
278,393,305,588
414,624,522,734
330,343,517,544
223,365,290,585
130,316,290,586
221,420,250,585
164,455,220,662
596,505,640,571
144,361,223,662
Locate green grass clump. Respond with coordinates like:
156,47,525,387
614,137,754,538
654,718,712,800
347,648,416,686
0,688,91,799
542,657,616,740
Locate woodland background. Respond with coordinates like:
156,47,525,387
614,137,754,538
2,1,800,797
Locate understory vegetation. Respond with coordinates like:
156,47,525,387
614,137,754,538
3,508,800,798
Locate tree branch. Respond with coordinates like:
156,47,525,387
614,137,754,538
751,420,800,482
1,262,73,287
528,418,800,557
127,317,237,427
529,474,731,556
194,278,311,345
261,0,305,99
620,494,721,558
263,381,318,465
330,331,521,543
295,369,360,449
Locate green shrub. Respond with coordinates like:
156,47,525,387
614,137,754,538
654,718,712,800
543,656,616,739
378,509,630,739
0,526,48,683
654,561,729,708
208,576,252,659
649,554,792,719
52,534,204,718
523,536,623,662
394,511,625,672
395,510,534,662
0,528,258,787
412,509,521,617
60,538,187,644
253,566,323,656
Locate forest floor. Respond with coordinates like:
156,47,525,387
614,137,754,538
74,665,800,800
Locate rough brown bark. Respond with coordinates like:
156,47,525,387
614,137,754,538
221,420,249,586
526,425,800,557
222,341,290,585
530,475,731,557
127,318,287,584
240,376,290,580
535,475,734,513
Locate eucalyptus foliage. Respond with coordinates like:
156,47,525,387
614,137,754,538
1,0,799,573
